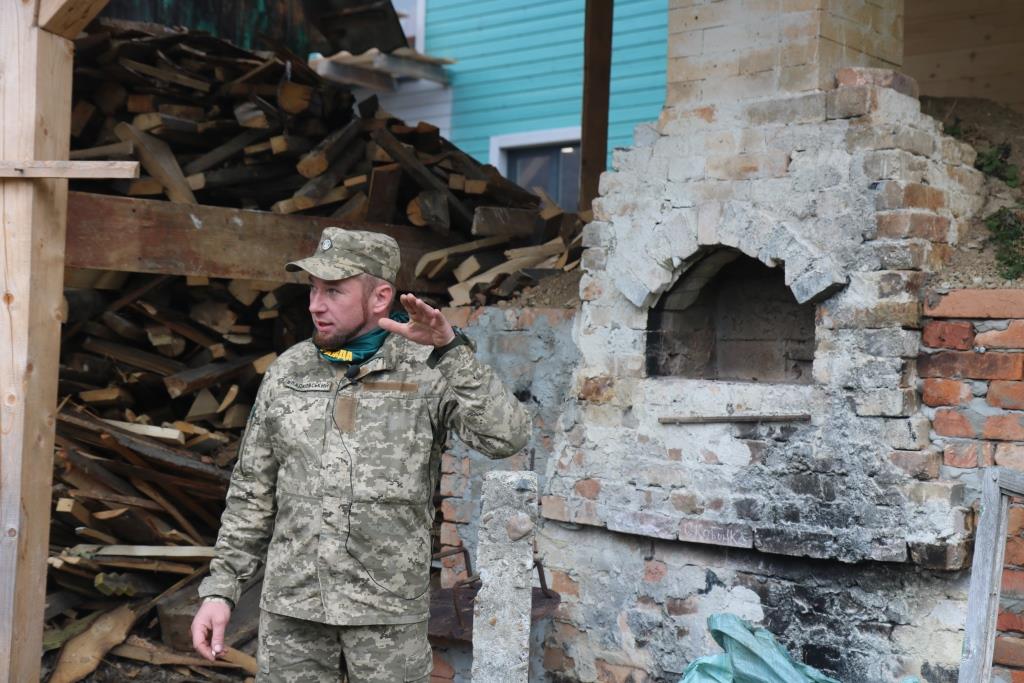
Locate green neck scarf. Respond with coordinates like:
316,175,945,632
317,311,409,365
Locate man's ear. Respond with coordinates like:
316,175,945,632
373,282,396,316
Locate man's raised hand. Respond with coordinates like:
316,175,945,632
379,293,456,348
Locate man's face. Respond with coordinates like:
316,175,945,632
308,275,376,350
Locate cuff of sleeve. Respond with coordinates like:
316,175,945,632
427,330,473,369
198,575,242,606
203,595,235,609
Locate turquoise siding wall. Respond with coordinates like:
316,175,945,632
425,0,668,164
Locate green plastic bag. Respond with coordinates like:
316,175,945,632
679,614,841,683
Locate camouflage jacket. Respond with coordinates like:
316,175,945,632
198,333,530,625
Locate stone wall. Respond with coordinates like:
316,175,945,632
920,289,1024,682
434,306,577,586
430,306,577,682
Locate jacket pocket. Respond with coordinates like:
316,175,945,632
346,501,431,601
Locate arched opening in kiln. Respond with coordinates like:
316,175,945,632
647,249,816,383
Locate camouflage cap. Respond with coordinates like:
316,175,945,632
286,227,400,283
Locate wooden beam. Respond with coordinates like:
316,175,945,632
38,0,111,40
0,160,139,179
1,4,76,681
579,0,613,212
65,192,458,292
960,468,1010,683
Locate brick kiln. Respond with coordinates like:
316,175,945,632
535,1,988,680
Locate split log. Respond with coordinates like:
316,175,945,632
114,122,196,204
296,119,361,179
372,128,471,231
163,354,260,399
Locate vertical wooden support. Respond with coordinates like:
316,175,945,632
959,468,1020,683
0,3,76,681
578,0,613,213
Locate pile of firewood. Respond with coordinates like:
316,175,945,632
70,19,585,307
43,272,312,680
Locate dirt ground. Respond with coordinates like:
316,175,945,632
501,268,582,308
920,96,1024,290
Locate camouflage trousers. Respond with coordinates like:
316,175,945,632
256,610,432,683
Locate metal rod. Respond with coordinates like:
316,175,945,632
659,414,812,425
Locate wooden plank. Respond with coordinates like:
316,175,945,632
504,237,565,261
366,164,403,224
453,251,506,283
999,468,1024,497
66,192,456,292
0,161,138,179
372,128,471,231
182,128,274,176
471,206,539,238
56,498,95,528
331,192,369,221
70,100,97,137
372,52,449,84
959,468,1009,683
120,58,212,93
580,0,613,212
69,141,134,160
70,544,216,560
447,255,549,306
414,235,512,279
60,412,230,484
110,642,246,669
68,490,164,513
81,336,187,376
0,6,76,679
272,184,350,215
100,420,185,445
187,162,294,190
38,0,111,40
114,123,196,204
127,477,204,546
312,58,396,92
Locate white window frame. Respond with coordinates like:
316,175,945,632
394,0,427,52
488,126,581,177
414,0,426,53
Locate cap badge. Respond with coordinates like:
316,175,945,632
320,238,332,251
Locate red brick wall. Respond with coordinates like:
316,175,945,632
923,289,1024,676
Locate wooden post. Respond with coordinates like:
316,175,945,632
578,0,613,213
0,2,109,681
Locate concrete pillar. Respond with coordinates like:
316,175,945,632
666,0,904,106
471,471,538,683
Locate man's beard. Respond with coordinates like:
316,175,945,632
312,329,351,351
312,299,370,351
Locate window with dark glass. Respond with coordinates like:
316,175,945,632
506,143,581,211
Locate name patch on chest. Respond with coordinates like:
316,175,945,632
283,379,333,392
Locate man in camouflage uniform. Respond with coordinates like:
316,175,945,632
191,228,530,682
